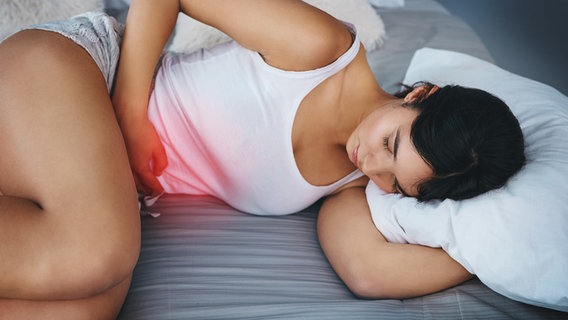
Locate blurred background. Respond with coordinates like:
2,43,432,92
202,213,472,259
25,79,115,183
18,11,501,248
436,0,568,96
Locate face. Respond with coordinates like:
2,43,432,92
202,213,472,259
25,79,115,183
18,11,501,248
346,102,433,197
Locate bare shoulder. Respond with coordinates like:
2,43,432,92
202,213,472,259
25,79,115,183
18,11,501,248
321,183,369,217
180,0,354,71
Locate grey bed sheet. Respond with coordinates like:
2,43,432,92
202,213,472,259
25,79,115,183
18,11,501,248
119,196,565,320
117,1,567,319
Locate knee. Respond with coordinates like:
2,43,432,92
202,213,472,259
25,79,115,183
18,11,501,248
0,276,132,320
71,214,141,299
45,235,140,301
79,222,141,297
31,206,141,300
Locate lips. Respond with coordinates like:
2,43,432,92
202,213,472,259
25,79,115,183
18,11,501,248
352,145,359,168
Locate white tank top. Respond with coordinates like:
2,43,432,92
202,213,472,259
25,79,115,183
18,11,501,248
148,24,364,215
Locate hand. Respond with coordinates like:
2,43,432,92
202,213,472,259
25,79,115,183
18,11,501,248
119,115,168,196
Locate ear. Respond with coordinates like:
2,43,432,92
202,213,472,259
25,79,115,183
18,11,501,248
427,85,439,96
403,85,439,103
403,86,428,103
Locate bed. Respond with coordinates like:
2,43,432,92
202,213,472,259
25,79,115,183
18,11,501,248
98,1,568,319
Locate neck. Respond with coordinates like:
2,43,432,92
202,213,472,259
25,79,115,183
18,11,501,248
323,47,399,146
333,83,396,145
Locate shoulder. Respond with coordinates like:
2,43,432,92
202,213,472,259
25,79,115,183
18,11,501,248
263,20,355,71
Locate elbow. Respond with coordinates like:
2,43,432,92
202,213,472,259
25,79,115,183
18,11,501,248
298,24,354,70
347,277,407,300
340,259,399,299
345,276,393,300
345,279,383,299
339,251,422,300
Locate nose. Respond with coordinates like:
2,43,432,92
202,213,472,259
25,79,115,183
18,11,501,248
360,151,395,192
360,147,391,173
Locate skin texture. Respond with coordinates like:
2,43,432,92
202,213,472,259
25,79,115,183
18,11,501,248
0,30,140,318
345,99,433,196
113,0,471,302
0,0,471,317
318,188,473,299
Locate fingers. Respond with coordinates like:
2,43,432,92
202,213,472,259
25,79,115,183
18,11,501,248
138,141,167,195
120,119,167,196
134,166,164,196
152,144,168,177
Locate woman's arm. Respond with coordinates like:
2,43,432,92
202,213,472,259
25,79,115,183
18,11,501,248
318,187,473,299
179,0,353,71
115,0,353,107
115,0,353,102
112,0,353,194
111,0,179,194
112,0,178,119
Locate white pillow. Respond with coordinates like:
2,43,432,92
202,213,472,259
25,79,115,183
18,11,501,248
368,0,405,8
168,0,386,53
366,48,568,312
0,0,104,40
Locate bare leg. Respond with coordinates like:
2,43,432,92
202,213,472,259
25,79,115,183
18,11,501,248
0,30,140,317
0,277,131,320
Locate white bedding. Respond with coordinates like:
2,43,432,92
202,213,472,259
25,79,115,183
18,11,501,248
367,47,568,312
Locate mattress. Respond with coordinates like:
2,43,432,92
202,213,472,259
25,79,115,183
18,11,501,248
116,1,567,319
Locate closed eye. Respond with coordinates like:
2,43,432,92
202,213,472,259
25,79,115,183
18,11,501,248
393,128,400,160
383,136,391,152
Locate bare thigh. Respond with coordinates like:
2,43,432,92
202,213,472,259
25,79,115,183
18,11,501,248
0,29,140,307
0,277,132,320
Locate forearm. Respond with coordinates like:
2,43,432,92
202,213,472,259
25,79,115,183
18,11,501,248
318,188,472,299
358,239,473,299
112,0,179,121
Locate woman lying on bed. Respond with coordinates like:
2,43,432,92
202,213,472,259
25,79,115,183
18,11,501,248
0,0,524,318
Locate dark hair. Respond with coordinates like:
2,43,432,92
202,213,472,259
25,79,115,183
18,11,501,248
395,82,526,201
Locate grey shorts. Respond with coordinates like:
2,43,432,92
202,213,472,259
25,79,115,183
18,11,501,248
23,11,123,92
